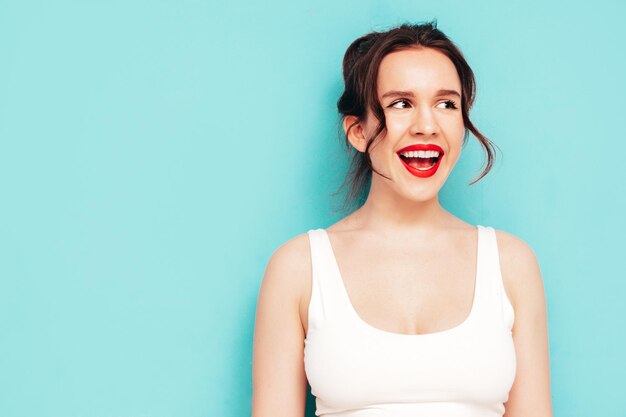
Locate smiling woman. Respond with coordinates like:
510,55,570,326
252,21,553,417
349,47,467,196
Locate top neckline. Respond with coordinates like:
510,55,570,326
318,225,483,338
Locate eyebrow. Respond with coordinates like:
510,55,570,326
381,89,461,99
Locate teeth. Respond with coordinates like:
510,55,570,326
400,150,440,158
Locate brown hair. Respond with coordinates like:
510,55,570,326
334,21,497,211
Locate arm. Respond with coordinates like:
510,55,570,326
252,234,310,417
497,231,553,417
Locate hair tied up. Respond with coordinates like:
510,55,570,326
334,21,497,212
342,33,379,81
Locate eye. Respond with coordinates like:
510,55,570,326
437,100,459,110
388,99,411,109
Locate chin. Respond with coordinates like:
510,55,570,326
395,186,441,204
395,172,447,200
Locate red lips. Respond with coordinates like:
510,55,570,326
396,144,444,178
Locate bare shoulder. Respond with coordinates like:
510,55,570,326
261,232,312,310
493,229,545,312
494,229,539,270
253,232,312,414
266,232,311,274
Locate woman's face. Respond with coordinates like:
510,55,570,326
360,46,465,202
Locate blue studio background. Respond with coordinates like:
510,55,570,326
1,1,625,416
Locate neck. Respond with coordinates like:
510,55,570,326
351,176,452,235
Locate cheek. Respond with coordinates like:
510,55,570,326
385,114,412,135
367,137,390,166
446,118,465,147
452,127,465,148
441,122,465,165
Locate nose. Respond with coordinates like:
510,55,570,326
410,105,439,137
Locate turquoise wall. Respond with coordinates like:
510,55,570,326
1,1,624,416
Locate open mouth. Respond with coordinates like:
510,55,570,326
396,144,444,178
398,150,441,171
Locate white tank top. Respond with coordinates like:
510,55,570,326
304,225,516,417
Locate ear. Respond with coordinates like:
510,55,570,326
343,115,368,153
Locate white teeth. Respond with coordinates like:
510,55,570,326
400,150,440,158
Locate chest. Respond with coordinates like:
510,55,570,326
304,323,516,414
303,231,478,336
302,226,517,416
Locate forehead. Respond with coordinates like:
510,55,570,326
377,47,461,96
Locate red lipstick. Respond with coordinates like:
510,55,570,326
396,144,445,178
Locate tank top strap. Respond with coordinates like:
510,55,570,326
306,229,351,330
474,225,515,331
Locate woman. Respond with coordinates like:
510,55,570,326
252,22,552,417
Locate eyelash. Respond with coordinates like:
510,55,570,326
388,99,459,110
